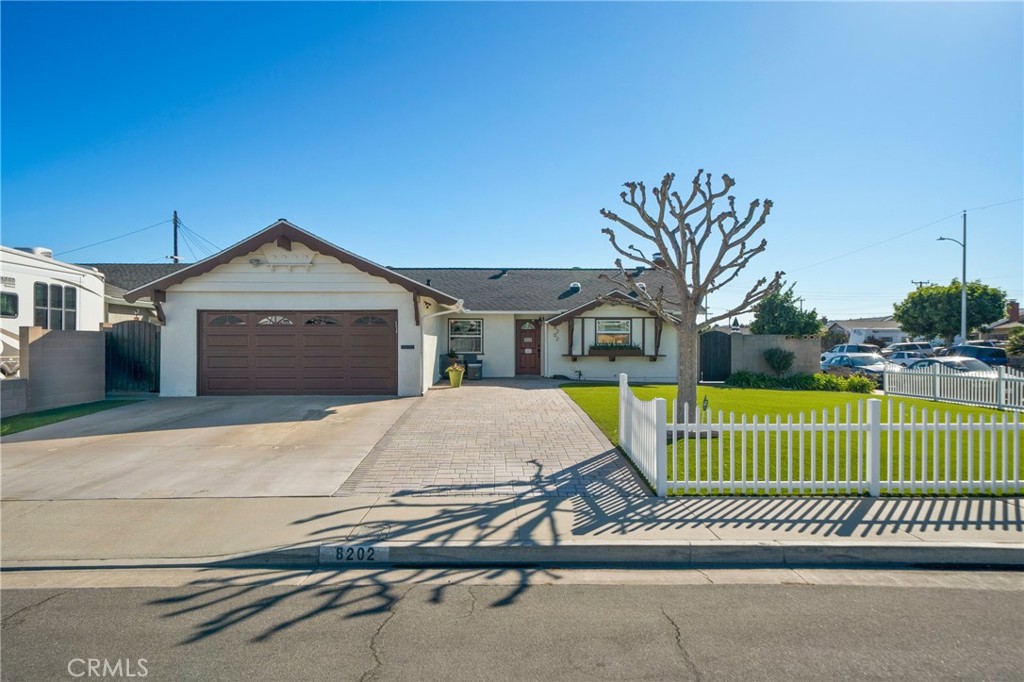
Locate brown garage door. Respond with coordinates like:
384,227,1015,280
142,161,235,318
199,310,397,396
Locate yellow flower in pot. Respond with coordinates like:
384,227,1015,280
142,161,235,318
446,362,466,388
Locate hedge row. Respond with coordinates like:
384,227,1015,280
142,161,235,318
724,371,876,394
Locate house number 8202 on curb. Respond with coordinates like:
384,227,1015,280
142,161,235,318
319,543,389,564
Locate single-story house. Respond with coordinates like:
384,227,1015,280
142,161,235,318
982,300,1022,341
123,220,683,397
826,316,908,346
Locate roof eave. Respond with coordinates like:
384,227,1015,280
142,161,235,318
123,220,459,305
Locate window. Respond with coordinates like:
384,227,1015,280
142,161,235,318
64,287,77,330
209,314,246,326
354,315,388,326
258,315,293,325
305,315,340,325
596,319,631,346
0,292,17,318
31,282,77,330
34,282,47,327
449,319,483,353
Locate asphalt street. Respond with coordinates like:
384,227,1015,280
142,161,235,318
2,569,1022,681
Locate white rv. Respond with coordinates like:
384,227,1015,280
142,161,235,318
0,245,106,375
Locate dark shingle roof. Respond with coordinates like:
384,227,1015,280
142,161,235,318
82,263,191,297
83,262,678,313
391,268,678,312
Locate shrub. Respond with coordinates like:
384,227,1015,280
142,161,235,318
725,371,781,389
845,376,876,393
808,373,846,392
1007,328,1024,356
726,371,872,393
783,373,817,390
763,347,796,376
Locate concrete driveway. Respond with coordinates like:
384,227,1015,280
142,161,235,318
1,396,415,499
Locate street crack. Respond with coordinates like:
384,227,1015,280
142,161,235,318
457,585,479,620
662,607,702,682
2,591,66,630
359,592,402,682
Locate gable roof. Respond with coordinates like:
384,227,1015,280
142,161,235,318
390,267,679,313
80,263,190,299
546,290,679,325
829,316,901,330
122,220,460,305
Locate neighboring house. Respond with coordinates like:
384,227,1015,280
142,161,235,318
826,316,909,346
0,245,106,373
982,300,1022,341
123,220,683,397
80,262,190,324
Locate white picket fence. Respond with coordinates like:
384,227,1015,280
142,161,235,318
884,364,1024,411
617,373,1022,497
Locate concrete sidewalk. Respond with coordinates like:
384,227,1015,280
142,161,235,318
2,495,1021,570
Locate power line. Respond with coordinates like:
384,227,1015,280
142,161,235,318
177,220,220,253
56,219,172,256
787,197,1023,275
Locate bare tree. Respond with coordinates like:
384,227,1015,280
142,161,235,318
599,170,784,418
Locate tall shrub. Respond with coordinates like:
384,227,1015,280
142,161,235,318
763,347,795,376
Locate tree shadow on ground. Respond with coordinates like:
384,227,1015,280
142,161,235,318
146,450,1020,645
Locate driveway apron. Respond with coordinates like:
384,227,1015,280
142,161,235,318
334,379,650,497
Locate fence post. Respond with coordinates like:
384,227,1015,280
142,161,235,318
619,373,628,451
996,366,1005,410
654,397,667,497
866,398,881,496
931,363,939,401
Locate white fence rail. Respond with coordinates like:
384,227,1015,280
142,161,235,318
884,364,1024,411
616,373,1023,497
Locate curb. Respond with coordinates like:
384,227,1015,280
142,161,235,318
310,541,1023,570
4,542,1021,571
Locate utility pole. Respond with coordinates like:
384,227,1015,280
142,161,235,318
171,211,180,264
960,210,967,342
938,211,968,343
795,296,805,312
911,280,930,290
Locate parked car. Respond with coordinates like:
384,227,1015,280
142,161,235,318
886,350,928,367
820,344,882,367
880,342,935,358
906,357,996,374
943,345,1008,366
822,353,897,385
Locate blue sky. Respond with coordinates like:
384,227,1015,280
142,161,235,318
2,1,1021,322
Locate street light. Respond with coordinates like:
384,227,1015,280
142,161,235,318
937,210,967,343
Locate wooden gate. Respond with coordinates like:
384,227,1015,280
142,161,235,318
106,321,160,392
699,329,731,382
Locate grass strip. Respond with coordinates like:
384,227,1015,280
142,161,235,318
1,400,141,436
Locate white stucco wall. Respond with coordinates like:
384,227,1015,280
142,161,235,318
159,243,429,397
420,311,441,393
442,313,517,378
544,303,678,382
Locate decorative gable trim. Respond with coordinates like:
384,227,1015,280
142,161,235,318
546,290,678,326
124,220,460,305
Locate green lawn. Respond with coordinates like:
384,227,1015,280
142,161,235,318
1,400,141,437
562,383,1022,496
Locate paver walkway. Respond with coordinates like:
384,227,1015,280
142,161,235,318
335,379,649,497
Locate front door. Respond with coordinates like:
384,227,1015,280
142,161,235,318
516,320,541,375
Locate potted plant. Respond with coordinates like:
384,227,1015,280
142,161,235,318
446,362,466,388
